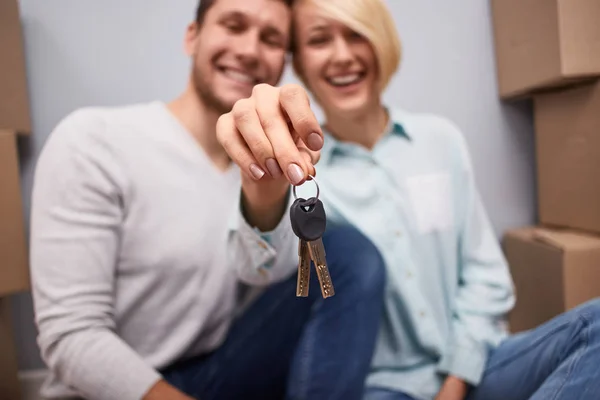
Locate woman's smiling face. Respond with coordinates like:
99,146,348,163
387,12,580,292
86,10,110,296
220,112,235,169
292,1,381,116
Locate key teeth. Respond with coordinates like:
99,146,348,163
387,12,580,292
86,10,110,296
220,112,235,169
297,240,311,297
315,264,335,298
296,239,335,299
296,268,310,297
296,270,309,297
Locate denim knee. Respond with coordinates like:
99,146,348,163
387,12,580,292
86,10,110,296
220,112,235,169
322,224,386,299
574,298,600,326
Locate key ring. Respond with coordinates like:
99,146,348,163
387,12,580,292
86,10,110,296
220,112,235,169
292,174,320,202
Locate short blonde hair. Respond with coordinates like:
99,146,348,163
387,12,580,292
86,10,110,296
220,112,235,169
292,0,402,92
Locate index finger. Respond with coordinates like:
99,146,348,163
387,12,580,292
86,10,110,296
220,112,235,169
278,84,324,152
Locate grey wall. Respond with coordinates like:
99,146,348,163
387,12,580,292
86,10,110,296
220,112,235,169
11,0,535,371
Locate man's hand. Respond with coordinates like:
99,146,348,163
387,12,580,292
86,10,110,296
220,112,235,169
216,83,323,231
435,376,469,400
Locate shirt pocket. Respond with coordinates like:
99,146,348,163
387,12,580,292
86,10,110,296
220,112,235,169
405,172,454,234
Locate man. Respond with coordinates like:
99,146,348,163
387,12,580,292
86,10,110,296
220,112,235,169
29,1,386,399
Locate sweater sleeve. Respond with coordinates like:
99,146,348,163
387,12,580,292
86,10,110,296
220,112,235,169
29,112,162,400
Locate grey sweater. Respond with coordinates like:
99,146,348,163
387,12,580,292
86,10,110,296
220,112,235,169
29,101,297,400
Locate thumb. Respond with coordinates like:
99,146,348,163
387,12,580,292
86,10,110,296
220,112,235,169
295,130,320,178
298,146,319,178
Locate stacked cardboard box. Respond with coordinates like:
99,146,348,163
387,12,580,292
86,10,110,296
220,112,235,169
0,131,29,296
491,0,600,333
1,0,33,397
1,0,31,134
0,298,23,399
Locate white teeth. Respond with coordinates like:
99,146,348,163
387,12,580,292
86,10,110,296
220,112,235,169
223,69,254,84
329,74,361,86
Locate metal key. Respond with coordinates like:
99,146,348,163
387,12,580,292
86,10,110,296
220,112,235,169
308,236,334,298
290,182,335,298
296,239,311,297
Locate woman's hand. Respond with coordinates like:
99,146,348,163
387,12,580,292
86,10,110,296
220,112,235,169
216,83,323,231
435,376,469,400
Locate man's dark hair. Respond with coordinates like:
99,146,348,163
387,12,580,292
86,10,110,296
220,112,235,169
195,0,295,25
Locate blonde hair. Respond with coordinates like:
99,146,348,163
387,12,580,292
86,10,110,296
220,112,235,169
292,0,402,92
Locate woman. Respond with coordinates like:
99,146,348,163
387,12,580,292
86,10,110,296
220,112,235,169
288,1,514,399
217,0,600,399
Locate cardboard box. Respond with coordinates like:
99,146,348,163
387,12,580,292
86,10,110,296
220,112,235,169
0,0,32,134
534,80,600,234
503,226,600,333
491,0,600,100
0,130,29,297
0,298,22,400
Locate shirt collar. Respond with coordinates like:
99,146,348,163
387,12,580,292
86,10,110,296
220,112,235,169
319,106,410,165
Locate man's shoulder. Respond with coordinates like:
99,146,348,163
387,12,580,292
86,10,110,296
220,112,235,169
47,101,164,151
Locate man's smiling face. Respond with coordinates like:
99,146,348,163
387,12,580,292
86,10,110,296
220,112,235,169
186,0,292,113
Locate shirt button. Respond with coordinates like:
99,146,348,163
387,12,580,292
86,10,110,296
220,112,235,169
395,230,402,237
406,271,413,279
420,311,426,318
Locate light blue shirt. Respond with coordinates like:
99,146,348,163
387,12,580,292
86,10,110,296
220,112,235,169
293,107,516,400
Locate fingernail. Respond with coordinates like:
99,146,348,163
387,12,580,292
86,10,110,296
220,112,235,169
266,158,283,178
287,163,304,185
307,133,324,151
249,164,265,180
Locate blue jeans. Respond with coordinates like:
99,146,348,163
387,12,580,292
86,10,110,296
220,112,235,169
161,225,386,400
364,298,600,400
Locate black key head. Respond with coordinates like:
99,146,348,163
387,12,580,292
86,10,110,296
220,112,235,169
290,197,327,242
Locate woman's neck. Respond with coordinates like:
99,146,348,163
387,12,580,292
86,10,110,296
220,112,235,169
324,103,389,150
